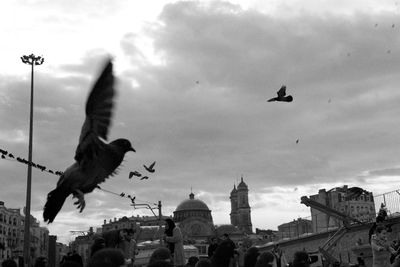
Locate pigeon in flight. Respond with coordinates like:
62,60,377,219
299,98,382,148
140,176,149,180
345,187,369,201
143,161,156,173
267,85,293,102
129,171,142,179
43,59,135,223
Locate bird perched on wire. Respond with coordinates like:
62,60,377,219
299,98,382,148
267,85,293,102
345,186,369,201
129,171,142,179
143,161,156,173
43,58,135,223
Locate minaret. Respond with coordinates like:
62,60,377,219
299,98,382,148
230,184,238,226
236,177,252,234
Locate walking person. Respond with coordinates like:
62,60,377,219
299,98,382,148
164,218,185,267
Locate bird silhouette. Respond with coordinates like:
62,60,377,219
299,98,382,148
267,85,293,102
345,187,369,201
129,196,136,204
129,171,142,179
43,58,135,223
143,161,156,173
296,139,299,144
120,193,125,197
140,176,149,180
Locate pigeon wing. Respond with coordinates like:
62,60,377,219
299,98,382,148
149,161,156,169
75,59,115,164
277,85,287,98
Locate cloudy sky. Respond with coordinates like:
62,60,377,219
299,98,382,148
1,0,400,244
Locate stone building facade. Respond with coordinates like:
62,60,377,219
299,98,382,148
309,186,375,233
0,201,49,265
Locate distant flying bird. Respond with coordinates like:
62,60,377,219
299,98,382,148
120,193,125,197
43,59,135,223
267,85,293,102
345,187,369,201
375,23,378,27
296,139,299,144
392,24,395,28
1,155,5,159
140,176,149,180
129,171,142,179
143,161,156,173
387,49,391,54
8,154,14,158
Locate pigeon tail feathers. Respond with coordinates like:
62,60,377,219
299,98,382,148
43,186,71,223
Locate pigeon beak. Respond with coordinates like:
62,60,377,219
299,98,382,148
129,147,136,152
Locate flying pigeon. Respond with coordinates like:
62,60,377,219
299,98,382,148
143,161,156,173
345,187,369,201
43,58,135,223
140,176,149,180
129,171,142,178
267,85,293,102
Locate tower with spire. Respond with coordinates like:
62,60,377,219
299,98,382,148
230,177,252,234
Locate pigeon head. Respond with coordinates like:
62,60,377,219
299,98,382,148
112,138,135,153
285,95,293,102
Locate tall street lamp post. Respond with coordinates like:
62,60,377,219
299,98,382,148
20,54,44,267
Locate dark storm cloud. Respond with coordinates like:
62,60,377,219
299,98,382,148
119,1,400,193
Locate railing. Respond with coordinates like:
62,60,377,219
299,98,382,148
374,189,400,216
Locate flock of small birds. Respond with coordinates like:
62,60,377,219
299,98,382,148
129,161,156,180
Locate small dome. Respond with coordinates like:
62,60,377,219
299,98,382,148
237,177,248,189
230,184,237,195
175,194,210,212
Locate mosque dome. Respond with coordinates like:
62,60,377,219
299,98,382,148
175,192,211,212
173,192,215,238
174,193,213,224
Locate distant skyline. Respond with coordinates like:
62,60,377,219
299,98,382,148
2,0,400,244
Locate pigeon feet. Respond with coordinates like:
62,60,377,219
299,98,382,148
73,189,86,212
